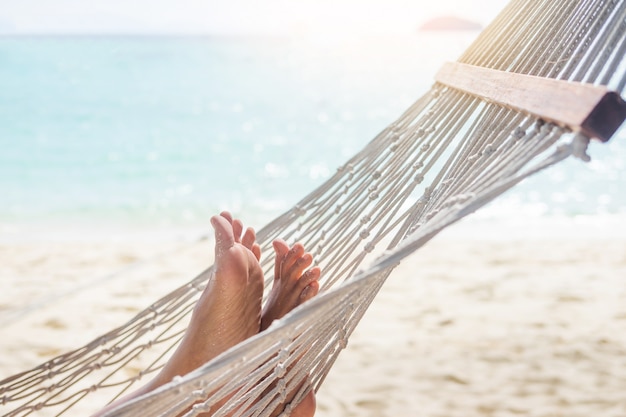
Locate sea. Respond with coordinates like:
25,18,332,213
1,34,625,241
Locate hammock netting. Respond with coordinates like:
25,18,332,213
2,0,625,415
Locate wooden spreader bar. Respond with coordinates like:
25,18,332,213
435,62,626,142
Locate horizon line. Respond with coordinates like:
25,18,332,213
0,29,481,40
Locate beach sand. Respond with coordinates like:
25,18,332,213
1,216,625,416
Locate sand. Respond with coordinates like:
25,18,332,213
1,216,626,416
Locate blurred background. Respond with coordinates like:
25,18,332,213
2,0,623,242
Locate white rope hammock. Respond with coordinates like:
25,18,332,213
1,0,625,415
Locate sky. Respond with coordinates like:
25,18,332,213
0,0,510,36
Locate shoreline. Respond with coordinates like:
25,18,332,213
1,212,625,243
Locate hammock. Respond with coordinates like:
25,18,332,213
2,0,626,415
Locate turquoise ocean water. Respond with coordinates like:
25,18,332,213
1,35,625,238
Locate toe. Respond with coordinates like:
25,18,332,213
298,267,320,292
282,244,305,274
288,253,313,280
273,239,290,279
211,215,236,251
300,280,320,303
252,243,261,261
272,239,290,257
242,227,256,250
232,219,244,243
220,211,234,224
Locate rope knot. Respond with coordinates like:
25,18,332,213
192,402,211,413
277,379,287,402
483,143,496,156
339,329,349,349
275,363,286,378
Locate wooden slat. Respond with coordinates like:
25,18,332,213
435,62,626,142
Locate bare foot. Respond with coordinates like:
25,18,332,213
261,239,321,331
259,239,320,417
151,212,265,387
92,212,266,417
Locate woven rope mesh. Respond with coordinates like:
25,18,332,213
1,0,625,415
